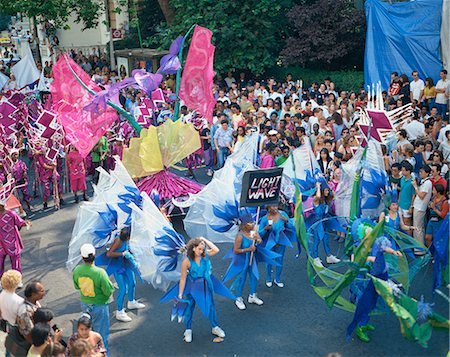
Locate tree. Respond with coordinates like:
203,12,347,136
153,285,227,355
147,0,293,75
0,12,10,31
0,0,108,30
281,0,365,70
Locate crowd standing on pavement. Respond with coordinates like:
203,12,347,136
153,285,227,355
0,38,449,354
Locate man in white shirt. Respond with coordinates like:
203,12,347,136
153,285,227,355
411,165,432,251
403,113,425,141
437,118,450,143
224,72,236,89
409,71,425,102
216,90,231,105
435,69,449,116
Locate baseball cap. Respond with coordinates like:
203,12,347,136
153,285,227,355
80,244,96,258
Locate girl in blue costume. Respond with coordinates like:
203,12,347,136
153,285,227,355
311,182,341,267
223,214,274,311
161,237,234,343
101,228,146,322
347,221,403,343
259,205,296,288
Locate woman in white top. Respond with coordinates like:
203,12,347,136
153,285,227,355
0,270,23,326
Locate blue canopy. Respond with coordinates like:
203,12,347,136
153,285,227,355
364,0,443,89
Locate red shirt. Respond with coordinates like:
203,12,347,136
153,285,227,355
431,176,447,191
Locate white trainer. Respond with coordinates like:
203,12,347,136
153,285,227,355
313,257,324,268
326,255,341,264
212,326,225,338
265,281,273,288
184,329,192,343
248,294,264,305
116,310,132,322
235,297,246,310
274,280,284,288
127,300,146,309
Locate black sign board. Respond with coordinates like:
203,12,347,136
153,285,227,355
240,168,284,207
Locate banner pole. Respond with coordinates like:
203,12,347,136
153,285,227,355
249,205,261,266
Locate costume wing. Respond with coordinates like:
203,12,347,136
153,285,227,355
130,193,185,290
184,133,259,243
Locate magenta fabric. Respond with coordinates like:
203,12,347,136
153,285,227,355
0,210,25,256
51,54,118,157
137,170,204,201
179,26,216,123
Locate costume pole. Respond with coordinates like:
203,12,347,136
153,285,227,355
249,205,261,266
173,24,197,121
63,55,142,134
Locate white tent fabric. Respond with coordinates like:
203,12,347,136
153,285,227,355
11,42,40,88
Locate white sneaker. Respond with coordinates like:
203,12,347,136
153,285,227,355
184,329,192,343
212,326,225,338
235,297,246,310
206,169,213,177
116,310,132,322
313,257,324,268
265,281,273,288
127,300,146,309
326,255,341,264
248,294,263,305
274,280,284,288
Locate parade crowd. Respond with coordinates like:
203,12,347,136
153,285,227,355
0,44,449,355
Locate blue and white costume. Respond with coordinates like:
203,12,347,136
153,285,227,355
258,211,296,283
161,251,235,328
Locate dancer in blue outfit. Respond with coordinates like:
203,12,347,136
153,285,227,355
259,205,296,288
97,228,146,322
223,214,281,310
311,182,341,267
161,237,234,343
347,231,403,343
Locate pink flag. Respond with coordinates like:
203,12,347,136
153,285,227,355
50,54,117,157
179,26,216,123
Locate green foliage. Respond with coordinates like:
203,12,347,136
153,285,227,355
264,66,364,92
0,0,105,30
146,0,293,75
0,12,10,31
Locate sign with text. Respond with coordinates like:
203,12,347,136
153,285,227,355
240,168,283,207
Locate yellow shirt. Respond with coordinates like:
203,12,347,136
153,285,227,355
423,86,436,98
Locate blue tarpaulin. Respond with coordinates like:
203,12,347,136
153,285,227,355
364,0,443,89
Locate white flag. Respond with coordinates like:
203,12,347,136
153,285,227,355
11,44,40,88
0,72,8,90
37,69,48,91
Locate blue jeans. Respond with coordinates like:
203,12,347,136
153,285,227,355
266,244,286,282
114,270,136,311
217,147,230,169
436,103,448,117
81,303,110,352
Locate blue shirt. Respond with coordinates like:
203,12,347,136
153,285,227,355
399,176,415,210
214,127,233,148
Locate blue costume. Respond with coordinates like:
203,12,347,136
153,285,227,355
346,237,392,340
161,251,235,329
258,211,296,283
311,203,330,258
96,240,143,311
223,231,281,297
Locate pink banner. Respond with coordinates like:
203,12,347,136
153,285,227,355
50,54,117,157
179,26,216,123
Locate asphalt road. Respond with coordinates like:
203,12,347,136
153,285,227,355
2,166,449,357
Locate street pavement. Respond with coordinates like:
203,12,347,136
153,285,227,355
1,166,449,356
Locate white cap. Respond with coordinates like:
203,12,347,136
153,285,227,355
268,129,278,136
80,243,96,258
